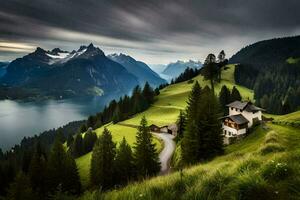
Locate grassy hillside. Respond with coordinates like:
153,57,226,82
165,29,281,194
79,114,300,199
123,64,253,126
76,124,162,187
266,111,300,128
75,64,254,187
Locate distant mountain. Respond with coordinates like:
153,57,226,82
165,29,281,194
148,64,167,73
0,44,139,99
0,62,9,78
162,60,202,79
108,53,166,87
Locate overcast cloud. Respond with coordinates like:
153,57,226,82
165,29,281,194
0,0,300,64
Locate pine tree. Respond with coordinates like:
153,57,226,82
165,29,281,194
71,134,84,158
66,133,74,147
197,90,224,159
63,153,81,195
230,86,242,102
176,110,186,141
83,130,97,153
115,137,135,184
112,105,122,124
181,82,202,164
90,128,116,189
79,124,87,133
134,116,160,177
181,121,199,164
28,141,47,197
219,85,231,114
87,116,96,129
6,172,37,200
47,137,81,195
142,82,155,105
202,54,218,93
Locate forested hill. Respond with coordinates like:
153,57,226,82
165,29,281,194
230,36,300,114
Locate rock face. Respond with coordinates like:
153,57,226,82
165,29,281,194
0,44,139,99
108,53,166,87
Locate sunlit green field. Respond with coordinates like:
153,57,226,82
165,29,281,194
75,64,254,187
123,64,253,126
79,112,300,199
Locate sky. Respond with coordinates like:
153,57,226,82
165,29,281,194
1,0,300,64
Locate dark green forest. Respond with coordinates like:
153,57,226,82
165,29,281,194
231,36,300,114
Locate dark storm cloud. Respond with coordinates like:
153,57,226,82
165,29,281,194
1,0,300,63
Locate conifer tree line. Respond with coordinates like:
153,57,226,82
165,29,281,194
78,82,157,133
0,117,161,199
170,67,201,84
89,116,160,190
202,51,228,93
218,85,242,114
177,81,224,165
234,59,300,114
0,133,82,199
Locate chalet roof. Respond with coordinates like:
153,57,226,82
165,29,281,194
221,114,249,125
226,101,264,112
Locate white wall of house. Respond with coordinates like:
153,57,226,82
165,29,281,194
222,123,247,137
228,107,262,127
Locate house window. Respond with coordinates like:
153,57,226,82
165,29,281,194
236,108,238,111
231,108,233,110
240,109,242,112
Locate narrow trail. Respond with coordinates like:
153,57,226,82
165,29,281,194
153,132,176,175
118,123,176,174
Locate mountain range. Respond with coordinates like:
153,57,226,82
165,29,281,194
108,53,166,87
0,44,165,100
161,60,202,80
0,62,9,78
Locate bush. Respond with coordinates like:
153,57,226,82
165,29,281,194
260,143,285,155
195,170,235,199
235,174,277,200
264,131,279,144
237,158,261,174
261,160,292,181
187,79,194,84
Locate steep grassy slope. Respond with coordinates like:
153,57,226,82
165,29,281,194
123,64,253,126
79,114,300,200
75,64,254,187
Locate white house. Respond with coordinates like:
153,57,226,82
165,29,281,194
221,101,264,143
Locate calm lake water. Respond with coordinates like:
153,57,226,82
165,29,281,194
0,96,111,151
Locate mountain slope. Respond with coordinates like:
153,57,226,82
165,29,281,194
108,53,166,87
82,123,300,200
78,64,300,199
162,60,202,80
0,62,9,78
0,44,139,99
75,64,254,186
230,36,300,114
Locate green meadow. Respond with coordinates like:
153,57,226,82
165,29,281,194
79,113,300,200
75,64,254,187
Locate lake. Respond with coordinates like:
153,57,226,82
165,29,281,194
0,96,112,151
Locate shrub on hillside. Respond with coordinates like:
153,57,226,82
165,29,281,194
235,174,277,200
261,160,292,181
237,158,261,174
264,131,279,144
260,143,285,155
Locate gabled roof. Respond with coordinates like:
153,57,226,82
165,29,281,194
221,114,249,125
226,101,264,112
